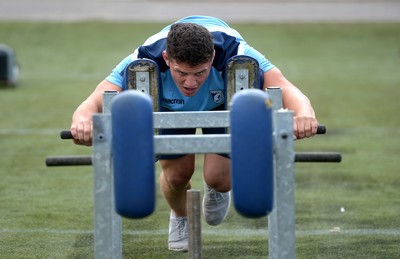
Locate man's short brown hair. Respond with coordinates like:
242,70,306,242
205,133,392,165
166,23,214,67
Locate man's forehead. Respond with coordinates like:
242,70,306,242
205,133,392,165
171,61,210,72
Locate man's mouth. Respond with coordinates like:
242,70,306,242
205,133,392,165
182,86,197,96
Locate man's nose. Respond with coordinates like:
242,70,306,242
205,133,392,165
185,75,197,87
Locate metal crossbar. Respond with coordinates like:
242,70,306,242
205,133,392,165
154,110,231,154
155,134,231,154
153,111,230,129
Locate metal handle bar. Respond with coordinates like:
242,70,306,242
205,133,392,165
316,125,326,134
45,151,341,166
60,130,73,139
46,155,92,166
60,125,326,140
295,152,341,163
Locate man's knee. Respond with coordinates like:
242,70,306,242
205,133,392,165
203,155,231,192
160,156,195,189
161,170,192,189
204,173,231,192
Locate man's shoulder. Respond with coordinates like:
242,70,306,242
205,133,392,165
211,31,242,71
137,38,168,72
175,16,230,28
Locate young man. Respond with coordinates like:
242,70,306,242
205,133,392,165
70,15,318,252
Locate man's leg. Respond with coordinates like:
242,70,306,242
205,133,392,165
203,154,232,226
203,154,231,192
159,154,195,251
159,154,195,216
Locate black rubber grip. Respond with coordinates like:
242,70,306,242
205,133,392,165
295,152,341,163
316,125,326,134
60,130,73,139
45,155,92,166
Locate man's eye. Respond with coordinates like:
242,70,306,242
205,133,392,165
196,71,205,76
179,72,187,76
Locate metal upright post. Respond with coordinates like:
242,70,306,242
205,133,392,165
187,189,202,259
102,90,118,113
267,87,296,259
93,91,122,259
266,87,283,111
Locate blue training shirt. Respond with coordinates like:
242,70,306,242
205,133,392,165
106,15,275,111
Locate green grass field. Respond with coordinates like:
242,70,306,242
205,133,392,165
0,22,399,258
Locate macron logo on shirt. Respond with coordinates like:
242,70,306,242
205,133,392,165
161,97,185,105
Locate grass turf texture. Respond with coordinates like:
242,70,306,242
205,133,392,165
0,22,399,258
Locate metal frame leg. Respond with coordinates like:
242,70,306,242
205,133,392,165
267,87,296,259
93,91,122,259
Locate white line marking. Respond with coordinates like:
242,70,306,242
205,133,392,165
2,228,400,236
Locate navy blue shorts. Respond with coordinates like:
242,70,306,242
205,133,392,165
156,104,230,160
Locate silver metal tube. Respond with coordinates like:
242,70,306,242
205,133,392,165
268,110,296,259
93,114,122,259
102,90,118,113
266,87,283,111
155,134,230,154
93,90,122,259
153,111,230,129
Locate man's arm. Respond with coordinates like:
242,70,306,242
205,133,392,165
70,79,121,146
263,67,318,140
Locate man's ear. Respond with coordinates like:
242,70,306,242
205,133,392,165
162,51,170,66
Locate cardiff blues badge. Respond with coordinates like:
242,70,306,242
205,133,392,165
210,90,225,104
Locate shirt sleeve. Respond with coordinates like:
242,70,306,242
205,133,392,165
240,42,275,73
105,50,138,89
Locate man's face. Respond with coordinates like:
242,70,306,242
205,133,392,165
163,51,214,97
